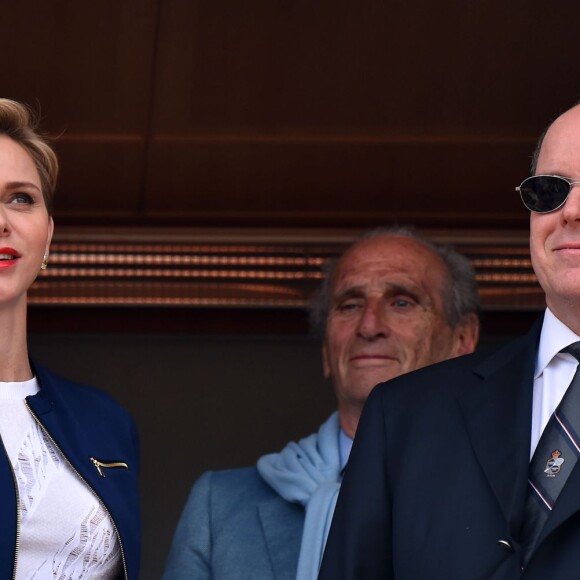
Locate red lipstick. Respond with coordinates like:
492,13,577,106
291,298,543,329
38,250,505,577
0,247,20,269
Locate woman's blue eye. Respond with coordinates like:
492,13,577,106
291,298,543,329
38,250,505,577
10,193,34,205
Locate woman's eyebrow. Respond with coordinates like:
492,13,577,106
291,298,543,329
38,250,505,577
5,181,41,191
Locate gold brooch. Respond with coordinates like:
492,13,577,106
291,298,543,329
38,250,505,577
90,457,129,477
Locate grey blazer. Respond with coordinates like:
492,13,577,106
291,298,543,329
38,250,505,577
163,467,305,579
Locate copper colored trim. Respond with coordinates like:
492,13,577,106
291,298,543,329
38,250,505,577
29,227,542,310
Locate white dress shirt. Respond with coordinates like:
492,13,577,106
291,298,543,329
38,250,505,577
532,308,580,459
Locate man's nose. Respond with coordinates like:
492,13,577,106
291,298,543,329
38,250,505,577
561,185,580,223
357,301,388,339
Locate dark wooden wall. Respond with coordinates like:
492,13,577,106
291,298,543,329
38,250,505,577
3,0,578,230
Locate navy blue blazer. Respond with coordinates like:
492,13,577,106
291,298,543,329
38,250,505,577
0,363,140,580
319,318,580,579
163,467,304,579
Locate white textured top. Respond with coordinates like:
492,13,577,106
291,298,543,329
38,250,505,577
0,377,122,579
532,308,580,459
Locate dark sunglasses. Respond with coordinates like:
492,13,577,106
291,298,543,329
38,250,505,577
517,175,580,213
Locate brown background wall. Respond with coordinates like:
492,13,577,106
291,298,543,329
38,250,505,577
2,0,578,230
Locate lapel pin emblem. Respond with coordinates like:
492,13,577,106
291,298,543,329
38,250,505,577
90,457,129,477
544,450,564,477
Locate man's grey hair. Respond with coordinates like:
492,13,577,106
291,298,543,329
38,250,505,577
309,225,480,337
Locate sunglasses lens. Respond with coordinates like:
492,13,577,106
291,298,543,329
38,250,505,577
519,176,570,213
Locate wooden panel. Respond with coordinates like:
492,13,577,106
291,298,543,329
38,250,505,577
144,138,533,227
1,1,158,132
142,0,580,227
1,0,159,217
0,0,579,228
54,139,146,218
150,0,578,132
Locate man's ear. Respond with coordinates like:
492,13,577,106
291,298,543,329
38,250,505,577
452,313,480,356
322,341,331,378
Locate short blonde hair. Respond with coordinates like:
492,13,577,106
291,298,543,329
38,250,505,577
0,98,58,215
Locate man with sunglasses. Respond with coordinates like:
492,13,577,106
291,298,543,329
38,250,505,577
319,103,580,580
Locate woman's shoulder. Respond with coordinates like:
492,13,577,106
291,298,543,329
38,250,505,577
31,361,135,425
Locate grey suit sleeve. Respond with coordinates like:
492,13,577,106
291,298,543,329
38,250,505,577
163,472,213,580
318,385,394,579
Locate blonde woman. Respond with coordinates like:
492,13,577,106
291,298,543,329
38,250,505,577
0,99,140,579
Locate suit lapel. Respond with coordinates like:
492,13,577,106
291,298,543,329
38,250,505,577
258,496,304,580
457,322,541,536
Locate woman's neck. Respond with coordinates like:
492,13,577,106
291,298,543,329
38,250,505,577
0,303,32,382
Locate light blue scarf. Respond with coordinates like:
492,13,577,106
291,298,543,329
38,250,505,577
256,412,341,580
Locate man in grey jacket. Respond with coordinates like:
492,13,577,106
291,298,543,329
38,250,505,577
163,226,480,580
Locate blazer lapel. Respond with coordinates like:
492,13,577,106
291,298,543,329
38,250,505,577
258,496,304,580
457,321,541,537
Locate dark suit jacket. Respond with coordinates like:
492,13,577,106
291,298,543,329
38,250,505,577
319,318,580,579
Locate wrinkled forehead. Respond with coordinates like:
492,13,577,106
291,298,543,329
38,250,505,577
331,235,447,296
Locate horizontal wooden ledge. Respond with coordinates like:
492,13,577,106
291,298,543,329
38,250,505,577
52,210,530,230
47,225,531,245
54,133,538,145
27,226,542,312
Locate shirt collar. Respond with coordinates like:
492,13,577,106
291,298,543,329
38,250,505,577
535,307,580,379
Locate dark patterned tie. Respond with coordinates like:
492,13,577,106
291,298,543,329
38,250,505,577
520,342,580,567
